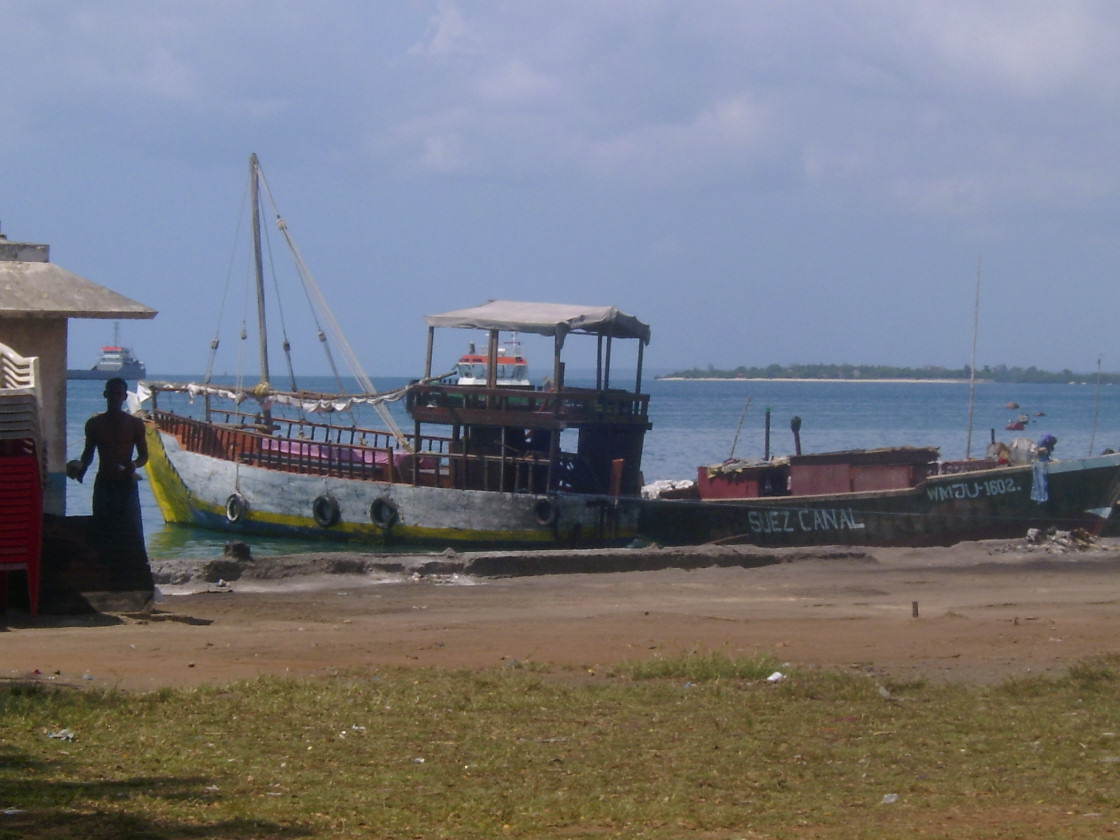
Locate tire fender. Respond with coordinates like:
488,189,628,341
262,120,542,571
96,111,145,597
534,498,557,527
370,496,399,529
312,494,341,528
225,493,248,523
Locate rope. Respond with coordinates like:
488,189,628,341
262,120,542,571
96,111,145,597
197,157,411,450
260,212,300,395
255,168,410,450
205,177,250,385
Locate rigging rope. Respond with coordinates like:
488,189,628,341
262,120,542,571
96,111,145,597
235,322,248,398
255,167,410,449
195,157,411,450
205,177,251,385
260,210,300,395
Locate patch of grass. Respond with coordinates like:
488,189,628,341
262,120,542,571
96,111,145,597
2,658,1120,838
1065,657,1120,688
611,650,781,682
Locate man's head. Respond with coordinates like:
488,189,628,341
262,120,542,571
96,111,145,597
105,377,129,403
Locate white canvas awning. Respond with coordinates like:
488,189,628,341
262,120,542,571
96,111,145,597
425,300,650,344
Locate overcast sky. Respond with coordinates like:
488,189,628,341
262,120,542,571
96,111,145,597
3,1,1119,378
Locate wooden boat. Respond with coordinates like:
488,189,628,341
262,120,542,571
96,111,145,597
140,156,651,549
638,443,1120,548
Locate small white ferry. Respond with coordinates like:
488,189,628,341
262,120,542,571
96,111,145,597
454,335,530,386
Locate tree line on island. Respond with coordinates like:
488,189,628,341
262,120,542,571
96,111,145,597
659,363,1120,384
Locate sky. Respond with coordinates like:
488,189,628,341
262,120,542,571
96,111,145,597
2,1,1119,379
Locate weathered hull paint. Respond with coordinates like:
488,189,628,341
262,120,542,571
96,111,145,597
144,425,639,548
639,454,1120,548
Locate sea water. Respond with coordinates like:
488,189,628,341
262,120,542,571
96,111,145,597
63,376,1120,559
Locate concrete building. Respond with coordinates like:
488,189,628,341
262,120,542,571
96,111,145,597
0,229,157,515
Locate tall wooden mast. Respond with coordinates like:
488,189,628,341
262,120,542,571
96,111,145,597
250,153,271,389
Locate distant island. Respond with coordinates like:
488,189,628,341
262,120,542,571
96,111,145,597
658,364,1120,385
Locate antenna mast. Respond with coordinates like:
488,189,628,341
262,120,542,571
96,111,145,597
965,256,982,459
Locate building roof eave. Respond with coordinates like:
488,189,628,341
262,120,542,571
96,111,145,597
0,261,157,319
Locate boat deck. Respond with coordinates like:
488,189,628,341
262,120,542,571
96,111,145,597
406,383,650,431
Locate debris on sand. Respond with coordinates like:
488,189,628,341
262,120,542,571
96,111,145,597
1024,527,1100,553
223,541,253,562
641,478,698,499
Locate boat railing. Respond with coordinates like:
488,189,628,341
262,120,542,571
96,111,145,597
202,404,408,452
407,383,650,426
152,409,595,494
152,409,448,484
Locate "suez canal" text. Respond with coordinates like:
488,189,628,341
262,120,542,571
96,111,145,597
747,507,864,534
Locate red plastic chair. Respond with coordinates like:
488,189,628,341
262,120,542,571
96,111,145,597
0,444,42,615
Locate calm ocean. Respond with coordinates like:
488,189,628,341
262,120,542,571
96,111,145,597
64,376,1120,559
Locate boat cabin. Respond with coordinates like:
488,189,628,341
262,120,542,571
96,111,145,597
407,300,652,498
697,446,940,499
787,447,939,495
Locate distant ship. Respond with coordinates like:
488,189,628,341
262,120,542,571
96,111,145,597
67,323,147,381
454,334,530,386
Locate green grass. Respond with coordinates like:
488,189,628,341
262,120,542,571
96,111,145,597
3,655,1120,838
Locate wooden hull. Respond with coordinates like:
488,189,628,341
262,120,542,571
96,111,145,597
144,425,639,549
638,455,1120,548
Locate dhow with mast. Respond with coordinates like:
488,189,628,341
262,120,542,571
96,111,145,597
140,154,652,547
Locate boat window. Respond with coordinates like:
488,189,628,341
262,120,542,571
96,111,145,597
457,362,487,380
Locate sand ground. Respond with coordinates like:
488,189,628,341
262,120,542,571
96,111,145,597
4,537,1120,692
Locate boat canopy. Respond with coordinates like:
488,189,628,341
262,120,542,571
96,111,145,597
425,301,651,345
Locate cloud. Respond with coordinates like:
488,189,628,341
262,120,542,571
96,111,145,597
4,1,1120,375
906,2,1114,99
6,1,1118,206
420,131,470,174
473,59,561,106
369,1,1120,212
577,95,775,186
410,1,474,58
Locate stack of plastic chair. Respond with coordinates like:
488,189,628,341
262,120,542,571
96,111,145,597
0,342,43,615
0,437,42,614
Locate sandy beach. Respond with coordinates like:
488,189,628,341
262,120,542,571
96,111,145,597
4,535,1119,693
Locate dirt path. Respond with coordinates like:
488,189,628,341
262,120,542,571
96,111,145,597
4,539,1120,692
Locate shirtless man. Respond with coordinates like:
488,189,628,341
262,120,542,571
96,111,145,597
67,377,148,548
